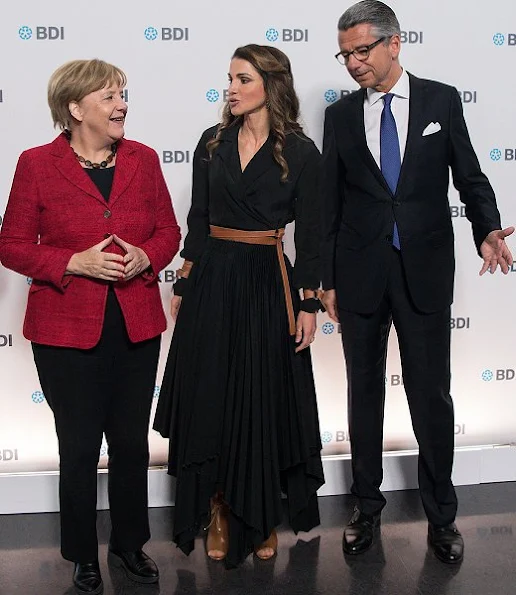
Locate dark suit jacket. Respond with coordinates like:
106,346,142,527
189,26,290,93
0,133,180,348
321,73,501,314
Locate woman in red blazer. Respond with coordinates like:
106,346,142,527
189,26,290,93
0,59,180,594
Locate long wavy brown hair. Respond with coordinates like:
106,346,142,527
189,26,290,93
206,44,304,182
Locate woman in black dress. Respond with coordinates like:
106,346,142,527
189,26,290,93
154,44,324,568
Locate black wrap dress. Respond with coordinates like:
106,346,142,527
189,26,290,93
154,122,324,567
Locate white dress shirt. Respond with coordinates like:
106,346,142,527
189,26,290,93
364,68,410,169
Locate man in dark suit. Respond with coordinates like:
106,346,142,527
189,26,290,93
321,0,513,564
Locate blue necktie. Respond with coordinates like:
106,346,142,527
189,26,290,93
380,93,401,250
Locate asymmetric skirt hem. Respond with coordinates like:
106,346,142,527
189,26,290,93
154,238,324,568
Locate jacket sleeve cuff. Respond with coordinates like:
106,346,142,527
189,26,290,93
52,250,77,292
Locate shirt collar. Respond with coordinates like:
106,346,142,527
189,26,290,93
366,68,410,107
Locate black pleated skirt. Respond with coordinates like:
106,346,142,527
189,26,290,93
153,236,324,568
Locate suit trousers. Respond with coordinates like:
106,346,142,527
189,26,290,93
32,288,161,562
338,248,458,526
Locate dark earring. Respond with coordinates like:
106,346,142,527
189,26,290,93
265,100,271,110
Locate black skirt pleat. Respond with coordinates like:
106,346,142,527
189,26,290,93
154,237,324,568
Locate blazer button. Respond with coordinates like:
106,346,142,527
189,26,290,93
393,201,401,207
385,234,393,243
103,210,112,218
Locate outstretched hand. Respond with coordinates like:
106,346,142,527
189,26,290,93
479,227,514,275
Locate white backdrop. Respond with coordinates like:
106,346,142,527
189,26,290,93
1,0,515,474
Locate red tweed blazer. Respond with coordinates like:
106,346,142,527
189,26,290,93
0,133,181,348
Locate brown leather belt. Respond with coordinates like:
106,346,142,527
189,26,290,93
210,225,296,336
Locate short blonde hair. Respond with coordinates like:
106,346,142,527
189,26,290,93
47,59,127,130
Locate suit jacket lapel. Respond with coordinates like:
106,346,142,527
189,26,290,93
50,134,139,207
397,73,427,193
109,139,138,207
51,133,106,205
350,74,428,196
347,90,391,194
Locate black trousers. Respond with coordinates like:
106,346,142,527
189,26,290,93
338,248,457,527
32,289,161,562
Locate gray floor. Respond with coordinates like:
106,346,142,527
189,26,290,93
1,483,515,594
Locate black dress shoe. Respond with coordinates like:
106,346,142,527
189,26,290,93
108,548,159,583
343,508,381,555
73,561,103,594
428,522,464,564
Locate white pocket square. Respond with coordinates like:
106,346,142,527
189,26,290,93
422,122,441,136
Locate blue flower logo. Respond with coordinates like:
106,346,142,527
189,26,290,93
153,385,160,398
18,26,33,40
206,89,220,102
490,149,502,161
144,26,158,41
322,322,334,335
481,369,493,382
32,391,45,404
100,442,108,457
321,431,333,443
493,33,505,46
265,28,279,42
324,89,338,103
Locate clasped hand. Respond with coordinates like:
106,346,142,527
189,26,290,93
67,234,150,282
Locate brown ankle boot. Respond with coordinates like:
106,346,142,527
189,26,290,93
254,529,278,560
205,494,229,561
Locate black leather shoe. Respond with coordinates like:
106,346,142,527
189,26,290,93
73,561,103,594
343,508,381,555
428,522,464,564
108,548,159,583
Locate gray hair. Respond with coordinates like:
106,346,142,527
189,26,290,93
338,1,401,38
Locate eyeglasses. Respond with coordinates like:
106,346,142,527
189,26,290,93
334,37,386,65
